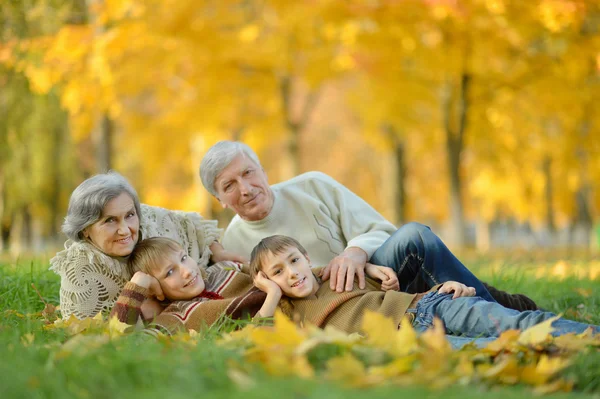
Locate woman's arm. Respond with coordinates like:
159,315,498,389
209,241,249,264
49,241,131,320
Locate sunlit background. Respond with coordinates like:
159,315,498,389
1,0,600,255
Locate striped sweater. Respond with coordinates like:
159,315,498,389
110,262,265,335
283,268,437,333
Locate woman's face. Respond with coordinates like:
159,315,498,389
83,192,140,257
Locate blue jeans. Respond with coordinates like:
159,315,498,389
370,223,496,303
411,292,599,349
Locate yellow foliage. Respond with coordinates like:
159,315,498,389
218,309,600,392
518,315,560,347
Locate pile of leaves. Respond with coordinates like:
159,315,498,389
218,311,600,394
21,300,600,395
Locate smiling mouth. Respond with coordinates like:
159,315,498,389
184,275,197,288
115,236,131,244
290,277,306,288
244,193,260,205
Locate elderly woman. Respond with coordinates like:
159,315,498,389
50,171,244,320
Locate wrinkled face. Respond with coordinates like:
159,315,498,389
83,192,139,257
214,154,274,221
151,249,206,300
260,246,319,299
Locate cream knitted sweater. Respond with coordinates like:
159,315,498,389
223,172,398,266
49,204,222,319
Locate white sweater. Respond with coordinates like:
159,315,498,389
222,172,397,266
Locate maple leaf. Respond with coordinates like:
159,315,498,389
227,368,256,390
392,316,419,357
484,329,521,355
420,318,452,354
108,316,132,337
20,333,35,347
54,334,110,360
361,311,397,350
368,354,418,379
250,310,305,349
518,315,561,347
483,355,520,385
325,353,366,385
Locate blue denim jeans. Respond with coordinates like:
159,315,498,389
410,292,599,349
369,222,496,302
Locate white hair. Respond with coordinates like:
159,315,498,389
62,171,141,242
199,141,262,197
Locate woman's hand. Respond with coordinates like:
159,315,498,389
365,264,400,291
130,271,165,301
438,281,476,299
210,242,249,264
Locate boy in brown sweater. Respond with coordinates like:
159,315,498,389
110,237,267,335
249,235,598,348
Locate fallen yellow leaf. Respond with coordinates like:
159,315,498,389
518,315,560,346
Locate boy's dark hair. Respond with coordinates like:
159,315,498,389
249,235,309,277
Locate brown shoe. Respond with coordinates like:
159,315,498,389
482,282,539,311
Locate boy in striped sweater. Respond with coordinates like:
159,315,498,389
110,237,267,335
249,235,598,348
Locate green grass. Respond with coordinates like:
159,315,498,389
1,254,599,399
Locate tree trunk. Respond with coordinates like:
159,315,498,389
442,73,470,248
475,217,491,252
279,76,321,179
48,125,64,243
21,206,33,250
542,155,555,232
382,124,406,224
394,139,406,225
96,114,113,172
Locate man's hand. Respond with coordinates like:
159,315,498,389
210,241,249,264
365,264,399,291
438,281,476,299
130,271,165,301
321,247,368,292
253,271,283,296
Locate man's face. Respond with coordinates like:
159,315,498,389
151,249,206,300
260,246,319,299
214,154,274,221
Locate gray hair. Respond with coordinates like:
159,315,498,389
199,140,262,197
62,171,142,242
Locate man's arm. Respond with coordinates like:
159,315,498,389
313,173,397,291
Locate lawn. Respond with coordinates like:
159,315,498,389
1,252,599,399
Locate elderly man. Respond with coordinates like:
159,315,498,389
200,141,537,311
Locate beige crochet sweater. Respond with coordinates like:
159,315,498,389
49,204,222,319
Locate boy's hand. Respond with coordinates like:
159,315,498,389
130,271,165,301
365,264,400,291
438,281,476,299
253,271,282,296
140,297,164,320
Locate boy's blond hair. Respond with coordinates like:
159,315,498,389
249,235,309,277
128,237,207,279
